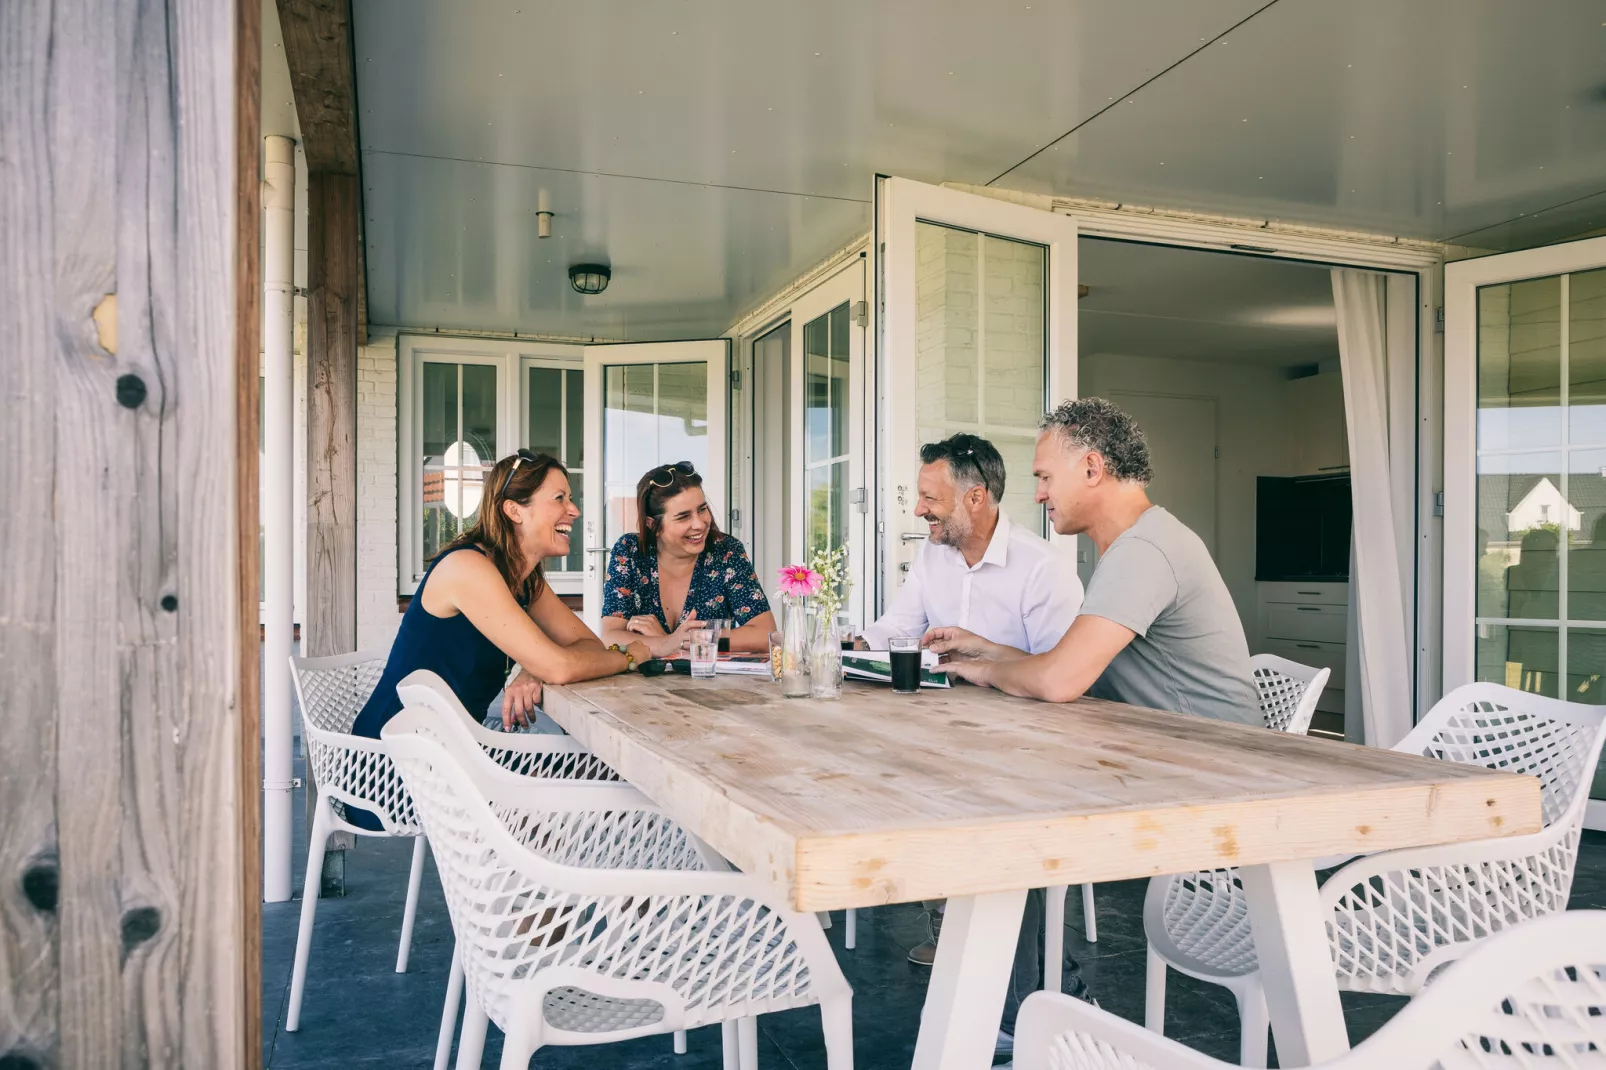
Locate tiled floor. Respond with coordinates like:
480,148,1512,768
262,749,1606,1070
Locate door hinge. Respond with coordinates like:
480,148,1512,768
1433,491,1444,517
851,487,867,512
1435,306,1444,333
852,300,868,328
729,369,742,388
729,507,742,529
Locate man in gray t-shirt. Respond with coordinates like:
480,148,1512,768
929,397,1261,1035
931,396,1260,723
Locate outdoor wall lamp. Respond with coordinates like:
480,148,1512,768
569,263,611,295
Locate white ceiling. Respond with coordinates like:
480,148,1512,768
345,0,1606,341
1080,238,1338,368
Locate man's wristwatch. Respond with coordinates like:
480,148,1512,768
609,643,637,672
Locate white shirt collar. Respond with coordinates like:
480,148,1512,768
972,509,1012,572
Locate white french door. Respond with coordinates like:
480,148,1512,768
788,262,868,625
581,340,729,629
1445,236,1606,810
875,177,1079,608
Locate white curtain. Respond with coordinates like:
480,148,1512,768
1333,269,1414,748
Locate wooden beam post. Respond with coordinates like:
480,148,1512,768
0,0,254,1065
304,171,361,892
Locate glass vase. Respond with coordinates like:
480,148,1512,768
779,595,812,698
810,611,842,699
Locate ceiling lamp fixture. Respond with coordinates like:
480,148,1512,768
569,263,611,295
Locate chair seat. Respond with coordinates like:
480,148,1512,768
543,987,666,1035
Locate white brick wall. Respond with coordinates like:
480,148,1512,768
357,332,401,652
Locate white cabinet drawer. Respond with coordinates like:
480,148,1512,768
1261,637,1345,676
1266,603,1348,644
1258,581,1348,606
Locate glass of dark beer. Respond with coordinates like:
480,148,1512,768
889,636,922,694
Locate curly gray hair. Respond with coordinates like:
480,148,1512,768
1039,397,1154,484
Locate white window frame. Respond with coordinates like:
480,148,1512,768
396,333,583,596
1443,235,1606,687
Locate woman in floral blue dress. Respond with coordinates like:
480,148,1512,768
600,462,775,657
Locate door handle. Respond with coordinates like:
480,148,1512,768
1296,606,1322,612
900,532,928,542
585,546,608,554
1296,643,1320,649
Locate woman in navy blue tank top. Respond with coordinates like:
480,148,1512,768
350,451,650,827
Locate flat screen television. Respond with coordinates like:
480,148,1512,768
1256,474,1351,582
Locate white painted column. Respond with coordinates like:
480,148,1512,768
263,134,297,902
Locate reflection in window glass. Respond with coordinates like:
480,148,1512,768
1474,272,1606,803
421,362,494,566
526,365,585,572
602,363,708,553
804,302,851,557
914,221,1047,533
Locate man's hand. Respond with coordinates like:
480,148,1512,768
851,635,870,651
501,672,544,730
942,659,994,689
923,626,997,661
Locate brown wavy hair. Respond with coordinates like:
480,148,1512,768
636,463,721,554
435,450,567,603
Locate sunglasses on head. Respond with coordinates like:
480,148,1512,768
648,461,696,487
498,448,541,501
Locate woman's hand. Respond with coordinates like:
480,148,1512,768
626,615,668,637
923,626,998,661
501,672,544,730
640,611,701,658
626,640,654,668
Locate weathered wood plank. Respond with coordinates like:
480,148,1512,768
235,0,263,1059
0,1,62,1062
542,677,1542,911
1,0,249,1064
273,0,357,175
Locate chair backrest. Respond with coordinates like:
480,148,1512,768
1018,911,1606,1070
1397,682,1606,828
382,707,809,1037
289,651,417,833
395,669,617,781
1248,653,1331,735
289,650,389,735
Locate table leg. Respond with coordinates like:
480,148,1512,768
910,889,1026,1070
1238,859,1348,1064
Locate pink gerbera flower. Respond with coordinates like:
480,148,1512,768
776,564,823,598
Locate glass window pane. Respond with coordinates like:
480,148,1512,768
1477,277,1561,451
565,369,584,465
601,362,708,550
982,233,1046,429
527,367,562,458
916,222,979,427
421,362,457,460
1571,269,1606,447
1570,627,1605,706
1571,448,1606,622
805,315,831,464
1477,452,1563,620
461,364,498,464
828,304,849,459
1476,624,1559,698
806,460,847,560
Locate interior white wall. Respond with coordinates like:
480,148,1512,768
1081,352,1327,649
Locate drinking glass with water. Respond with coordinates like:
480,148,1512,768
689,627,717,678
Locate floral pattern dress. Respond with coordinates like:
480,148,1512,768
602,532,771,629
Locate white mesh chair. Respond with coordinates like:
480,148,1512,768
1141,682,1606,1067
286,654,616,1037
1016,910,1606,1070
382,702,855,1070
286,651,412,1033
391,672,703,1070
1043,656,1330,996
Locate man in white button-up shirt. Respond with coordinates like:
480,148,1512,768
860,434,1083,656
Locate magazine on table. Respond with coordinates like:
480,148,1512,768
841,649,952,689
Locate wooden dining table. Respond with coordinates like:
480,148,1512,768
540,674,1540,1070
